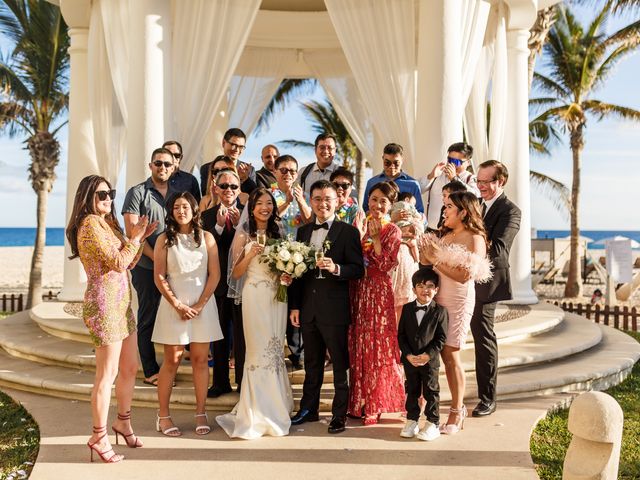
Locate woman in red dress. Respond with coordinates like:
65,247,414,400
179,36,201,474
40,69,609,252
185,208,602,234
348,181,405,425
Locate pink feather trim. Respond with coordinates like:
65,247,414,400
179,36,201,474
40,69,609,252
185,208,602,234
432,241,493,283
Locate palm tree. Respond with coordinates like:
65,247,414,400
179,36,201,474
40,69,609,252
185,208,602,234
532,3,640,297
254,79,318,135
0,0,69,308
278,99,367,202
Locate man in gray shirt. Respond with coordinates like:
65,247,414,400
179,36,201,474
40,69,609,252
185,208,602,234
299,133,339,197
122,147,176,385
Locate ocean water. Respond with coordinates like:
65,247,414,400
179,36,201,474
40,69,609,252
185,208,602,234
0,228,66,246
0,227,638,249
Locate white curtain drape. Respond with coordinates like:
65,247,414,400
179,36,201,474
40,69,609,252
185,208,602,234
170,0,261,172
228,47,289,136
463,1,508,166
88,0,129,185
325,0,416,171
304,49,375,165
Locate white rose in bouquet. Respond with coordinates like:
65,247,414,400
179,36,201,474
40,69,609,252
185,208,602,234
285,261,294,273
276,260,286,271
291,252,304,264
294,262,307,277
278,249,291,262
264,245,272,255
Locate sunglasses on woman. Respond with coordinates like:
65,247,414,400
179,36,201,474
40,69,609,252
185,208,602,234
95,189,116,201
218,183,239,190
333,181,352,190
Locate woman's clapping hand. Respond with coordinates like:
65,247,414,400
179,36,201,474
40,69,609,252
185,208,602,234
131,215,158,243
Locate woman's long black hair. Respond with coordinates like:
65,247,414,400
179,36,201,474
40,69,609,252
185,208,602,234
164,192,202,248
247,188,281,239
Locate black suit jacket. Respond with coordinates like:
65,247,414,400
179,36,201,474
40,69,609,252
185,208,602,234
397,300,448,367
201,201,243,297
289,221,364,326
476,193,521,303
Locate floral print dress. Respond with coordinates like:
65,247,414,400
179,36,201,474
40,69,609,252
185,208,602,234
77,215,143,346
348,221,406,417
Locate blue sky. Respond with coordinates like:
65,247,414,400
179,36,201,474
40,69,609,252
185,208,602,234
0,2,638,230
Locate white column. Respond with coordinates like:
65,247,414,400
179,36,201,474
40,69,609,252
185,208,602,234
415,0,463,178
502,27,538,304
58,1,97,302
126,0,172,187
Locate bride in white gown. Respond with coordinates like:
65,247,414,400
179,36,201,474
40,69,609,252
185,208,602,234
216,188,293,439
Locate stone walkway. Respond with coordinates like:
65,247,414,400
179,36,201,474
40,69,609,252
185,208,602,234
5,387,570,480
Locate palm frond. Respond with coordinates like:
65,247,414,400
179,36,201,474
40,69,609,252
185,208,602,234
530,170,571,216
582,100,640,121
254,78,318,134
276,139,315,151
532,72,570,99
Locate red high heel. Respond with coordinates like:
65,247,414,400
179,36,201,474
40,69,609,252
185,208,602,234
112,411,143,448
87,426,124,463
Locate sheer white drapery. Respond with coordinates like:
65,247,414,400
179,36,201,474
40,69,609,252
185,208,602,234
304,49,375,167
88,0,129,185
228,47,289,136
463,1,509,166
325,0,416,171
170,0,261,172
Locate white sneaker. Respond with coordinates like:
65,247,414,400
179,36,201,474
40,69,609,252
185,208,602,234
416,421,441,441
400,420,419,438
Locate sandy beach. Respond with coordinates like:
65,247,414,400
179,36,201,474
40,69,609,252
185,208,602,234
0,246,64,295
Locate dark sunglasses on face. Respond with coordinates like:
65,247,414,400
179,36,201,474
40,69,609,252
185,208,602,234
153,160,173,169
447,157,465,167
218,183,239,190
333,181,352,190
278,167,297,175
384,160,401,167
171,152,183,160
95,189,116,201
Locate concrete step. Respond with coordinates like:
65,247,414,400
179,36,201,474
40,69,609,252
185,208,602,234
29,301,565,348
1,316,637,410
6,307,593,382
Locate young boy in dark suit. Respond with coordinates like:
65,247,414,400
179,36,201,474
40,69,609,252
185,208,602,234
397,268,448,441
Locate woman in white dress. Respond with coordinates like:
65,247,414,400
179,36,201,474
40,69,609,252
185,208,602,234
216,187,294,439
152,192,223,436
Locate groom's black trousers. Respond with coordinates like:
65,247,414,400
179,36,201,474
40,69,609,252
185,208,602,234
299,320,349,417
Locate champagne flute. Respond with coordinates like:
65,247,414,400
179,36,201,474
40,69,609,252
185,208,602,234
315,249,325,279
257,230,267,247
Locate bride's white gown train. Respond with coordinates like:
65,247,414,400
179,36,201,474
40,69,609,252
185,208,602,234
216,250,293,439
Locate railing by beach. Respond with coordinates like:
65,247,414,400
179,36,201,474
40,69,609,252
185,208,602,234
1,291,58,313
550,300,639,332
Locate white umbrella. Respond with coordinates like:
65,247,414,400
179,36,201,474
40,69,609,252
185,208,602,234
592,235,640,249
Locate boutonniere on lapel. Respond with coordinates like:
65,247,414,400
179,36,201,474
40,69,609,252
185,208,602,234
322,239,332,253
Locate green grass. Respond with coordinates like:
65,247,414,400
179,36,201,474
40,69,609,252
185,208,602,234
531,331,640,480
0,390,39,480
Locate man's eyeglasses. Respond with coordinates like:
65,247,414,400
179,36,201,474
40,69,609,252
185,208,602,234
217,183,239,191
95,189,116,201
477,179,498,186
278,167,297,176
384,160,401,167
317,145,335,151
447,157,465,167
311,196,337,203
171,152,183,160
153,160,173,169
333,181,352,190
226,141,246,152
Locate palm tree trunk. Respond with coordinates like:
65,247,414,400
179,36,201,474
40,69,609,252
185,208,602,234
355,148,366,205
528,6,557,92
564,126,584,298
27,187,48,308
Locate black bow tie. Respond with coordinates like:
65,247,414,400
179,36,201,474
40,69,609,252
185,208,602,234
313,222,329,231
415,305,428,312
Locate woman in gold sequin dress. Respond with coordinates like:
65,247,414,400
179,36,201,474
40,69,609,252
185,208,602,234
66,175,157,463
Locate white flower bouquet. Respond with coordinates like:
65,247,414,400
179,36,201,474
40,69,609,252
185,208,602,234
260,238,316,302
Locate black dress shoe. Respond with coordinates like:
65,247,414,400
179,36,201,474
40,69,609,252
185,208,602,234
328,416,346,434
291,409,319,425
207,385,232,398
472,401,496,417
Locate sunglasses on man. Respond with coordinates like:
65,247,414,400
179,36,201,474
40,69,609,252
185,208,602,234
278,167,297,176
153,160,173,169
447,157,465,167
95,189,116,201
171,152,183,160
217,183,239,190
333,181,352,190
384,160,401,167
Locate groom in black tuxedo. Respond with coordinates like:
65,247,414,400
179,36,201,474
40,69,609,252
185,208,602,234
289,180,364,434
471,160,521,417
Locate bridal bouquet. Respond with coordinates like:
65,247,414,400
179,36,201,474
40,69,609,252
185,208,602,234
260,238,316,302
